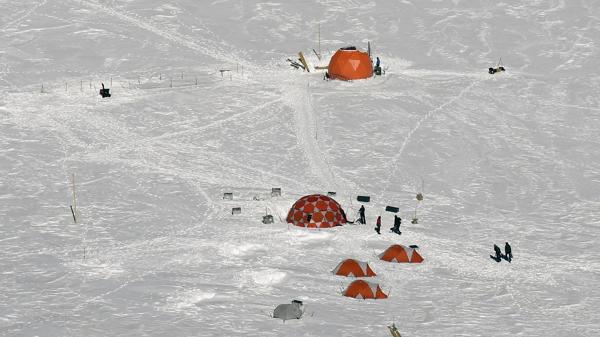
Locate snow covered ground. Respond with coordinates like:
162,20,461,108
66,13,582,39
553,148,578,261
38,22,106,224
1,1,600,336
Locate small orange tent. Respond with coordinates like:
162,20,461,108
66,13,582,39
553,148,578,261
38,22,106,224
328,47,373,81
332,259,376,277
286,194,346,228
343,280,388,299
379,244,424,263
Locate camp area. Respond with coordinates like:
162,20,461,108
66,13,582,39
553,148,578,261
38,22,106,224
2,1,597,336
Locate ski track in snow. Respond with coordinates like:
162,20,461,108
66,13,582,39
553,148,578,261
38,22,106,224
380,78,484,198
1,0,48,31
282,79,340,193
75,0,248,68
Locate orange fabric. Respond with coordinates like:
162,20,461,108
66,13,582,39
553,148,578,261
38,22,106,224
334,259,376,277
328,49,373,81
286,194,346,228
380,245,410,262
365,265,376,276
411,250,424,263
344,280,387,299
380,244,424,263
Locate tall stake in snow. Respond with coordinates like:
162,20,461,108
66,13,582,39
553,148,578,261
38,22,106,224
412,179,424,224
71,173,78,223
318,23,321,59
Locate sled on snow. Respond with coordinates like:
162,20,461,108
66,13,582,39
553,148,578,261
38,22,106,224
387,323,402,337
488,58,506,74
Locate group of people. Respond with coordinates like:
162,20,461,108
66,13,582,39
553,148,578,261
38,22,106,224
354,205,513,264
355,205,402,235
491,242,513,263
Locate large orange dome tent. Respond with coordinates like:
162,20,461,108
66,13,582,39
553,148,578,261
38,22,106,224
286,194,347,228
327,46,373,81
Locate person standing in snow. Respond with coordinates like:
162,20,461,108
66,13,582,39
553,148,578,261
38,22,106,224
391,215,401,234
359,205,366,224
490,244,502,262
375,215,381,234
504,242,512,262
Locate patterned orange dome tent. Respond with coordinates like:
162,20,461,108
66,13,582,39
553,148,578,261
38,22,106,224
286,194,346,228
328,47,373,81
379,244,424,263
332,259,376,277
343,280,388,299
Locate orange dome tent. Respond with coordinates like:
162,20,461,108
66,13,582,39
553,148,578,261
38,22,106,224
343,280,388,299
286,194,346,228
328,47,373,81
332,259,376,277
379,244,424,263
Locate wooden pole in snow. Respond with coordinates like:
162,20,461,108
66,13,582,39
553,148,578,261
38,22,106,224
71,173,78,223
70,205,76,223
318,23,321,59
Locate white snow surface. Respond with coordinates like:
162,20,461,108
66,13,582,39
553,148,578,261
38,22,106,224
1,1,600,336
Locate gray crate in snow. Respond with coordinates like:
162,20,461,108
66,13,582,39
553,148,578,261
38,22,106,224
223,192,233,200
262,215,274,224
271,188,282,197
231,207,241,215
273,300,304,322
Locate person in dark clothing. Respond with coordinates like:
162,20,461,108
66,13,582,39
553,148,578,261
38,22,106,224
490,244,502,262
375,215,381,234
390,215,401,234
306,214,312,224
374,57,382,75
359,205,366,225
504,242,512,262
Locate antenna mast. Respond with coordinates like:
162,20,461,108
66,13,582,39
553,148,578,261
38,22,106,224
318,23,321,58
